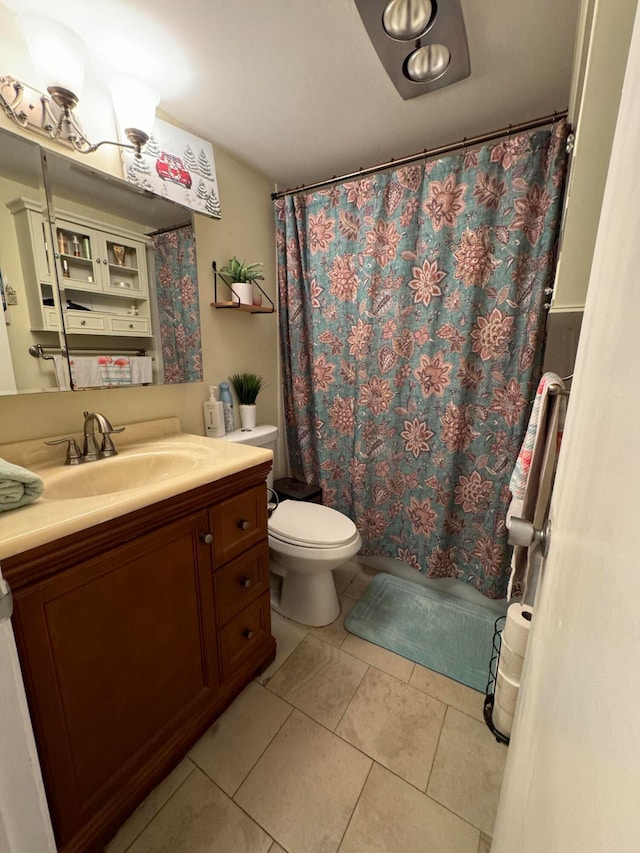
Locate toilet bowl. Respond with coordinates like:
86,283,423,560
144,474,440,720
221,425,362,626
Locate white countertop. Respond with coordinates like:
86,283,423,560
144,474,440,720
0,418,271,561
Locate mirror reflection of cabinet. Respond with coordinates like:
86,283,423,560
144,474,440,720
10,201,152,338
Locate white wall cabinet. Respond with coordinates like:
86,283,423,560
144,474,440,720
9,200,152,338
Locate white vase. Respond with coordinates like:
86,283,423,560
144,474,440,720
239,404,257,430
231,282,253,305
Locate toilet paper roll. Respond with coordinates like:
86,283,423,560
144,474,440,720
498,637,525,681
495,667,520,715
502,603,534,656
492,701,514,738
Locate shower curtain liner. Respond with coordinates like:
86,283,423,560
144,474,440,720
275,121,568,599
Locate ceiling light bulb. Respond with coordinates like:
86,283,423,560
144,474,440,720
405,43,451,83
18,16,85,99
382,0,433,41
110,75,160,140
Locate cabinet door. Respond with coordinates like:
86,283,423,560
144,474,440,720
12,511,218,847
54,219,102,291
97,233,149,297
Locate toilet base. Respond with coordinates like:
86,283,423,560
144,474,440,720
270,561,340,627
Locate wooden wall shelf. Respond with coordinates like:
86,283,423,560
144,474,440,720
211,260,274,314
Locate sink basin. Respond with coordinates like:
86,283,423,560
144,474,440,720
43,450,201,500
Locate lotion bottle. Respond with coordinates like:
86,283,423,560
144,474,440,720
219,381,235,433
203,386,226,437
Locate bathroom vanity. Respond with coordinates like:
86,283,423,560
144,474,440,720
0,420,275,853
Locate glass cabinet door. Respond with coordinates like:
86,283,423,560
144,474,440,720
54,220,101,292
98,235,146,296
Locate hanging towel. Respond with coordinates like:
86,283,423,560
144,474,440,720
507,372,565,600
130,356,154,385
69,357,104,388
53,355,72,390
0,458,44,512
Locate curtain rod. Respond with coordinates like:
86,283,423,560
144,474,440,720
272,111,569,200
146,221,192,237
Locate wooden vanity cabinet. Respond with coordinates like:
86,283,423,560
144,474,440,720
4,463,275,853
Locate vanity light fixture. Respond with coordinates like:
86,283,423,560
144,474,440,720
355,0,470,99
0,16,159,159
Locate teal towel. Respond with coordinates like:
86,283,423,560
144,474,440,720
0,458,44,512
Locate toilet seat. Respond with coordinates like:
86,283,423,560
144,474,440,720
268,500,358,549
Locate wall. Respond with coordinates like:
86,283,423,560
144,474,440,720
0,5,284,477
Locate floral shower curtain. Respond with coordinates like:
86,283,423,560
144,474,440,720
152,224,202,383
275,122,568,599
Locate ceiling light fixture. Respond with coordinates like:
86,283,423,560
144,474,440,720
0,16,159,158
355,0,469,100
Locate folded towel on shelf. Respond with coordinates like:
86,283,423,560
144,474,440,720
0,458,44,512
507,372,565,600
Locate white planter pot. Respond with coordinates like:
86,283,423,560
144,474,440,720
239,404,257,430
231,282,253,305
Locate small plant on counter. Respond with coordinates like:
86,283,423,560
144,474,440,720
219,256,264,283
229,373,266,405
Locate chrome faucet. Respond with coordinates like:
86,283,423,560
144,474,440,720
82,411,125,462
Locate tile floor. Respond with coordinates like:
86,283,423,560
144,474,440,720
106,561,505,853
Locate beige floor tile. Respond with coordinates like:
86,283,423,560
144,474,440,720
268,845,287,853
340,634,415,682
410,664,485,722
336,667,446,790
188,682,292,796
306,595,357,648
333,566,358,594
256,611,307,685
427,708,507,836
235,710,371,853
267,634,368,730
127,767,271,853
106,758,195,853
339,763,479,853
479,832,492,852
342,571,375,601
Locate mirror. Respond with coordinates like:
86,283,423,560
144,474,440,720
0,125,202,394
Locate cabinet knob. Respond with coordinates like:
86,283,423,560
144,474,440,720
128,323,134,328
96,258,100,263
239,576,252,589
199,532,213,544
242,628,254,640
103,259,108,264
238,519,250,531
80,319,86,325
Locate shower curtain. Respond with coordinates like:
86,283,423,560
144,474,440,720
276,122,568,598
152,224,202,384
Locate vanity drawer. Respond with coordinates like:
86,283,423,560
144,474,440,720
65,311,106,332
213,541,269,626
218,592,271,682
211,484,267,566
109,316,151,335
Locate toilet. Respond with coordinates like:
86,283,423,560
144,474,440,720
222,425,362,626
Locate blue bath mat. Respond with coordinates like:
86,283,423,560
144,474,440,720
344,573,495,692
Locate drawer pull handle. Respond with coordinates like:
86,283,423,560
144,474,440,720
199,532,213,544
80,319,86,325
240,576,252,589
128,323,134,328
242,628,254,640
238,519,250,531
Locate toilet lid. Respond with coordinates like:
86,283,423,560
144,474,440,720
269,500,358,547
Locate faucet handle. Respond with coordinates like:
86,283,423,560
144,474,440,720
45,437,84,465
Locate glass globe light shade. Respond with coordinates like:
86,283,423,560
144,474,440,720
110,75,160,138
405,43,451,83
382,0,433,40
18,16,85,98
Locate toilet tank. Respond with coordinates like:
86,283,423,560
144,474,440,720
221,424,278,490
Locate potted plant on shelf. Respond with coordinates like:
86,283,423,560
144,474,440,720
230,372,266,431
219,256,264,306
